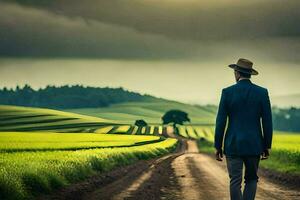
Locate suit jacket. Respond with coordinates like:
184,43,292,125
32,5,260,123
214,79,273,156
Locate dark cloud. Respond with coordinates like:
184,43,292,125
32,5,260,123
4,0,300,40
0,0,300,60
0,2,201,59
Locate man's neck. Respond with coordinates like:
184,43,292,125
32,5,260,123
239,77,250,81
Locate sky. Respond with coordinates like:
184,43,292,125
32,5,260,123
0,0,299,105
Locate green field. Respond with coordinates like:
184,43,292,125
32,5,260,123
0,132,163,152
1,103,299,199
177,125,214,141
0,105,179,199
260,132,300,174
0,105,167,136
0,105,116,133
66,101,217,124
0,132,177,199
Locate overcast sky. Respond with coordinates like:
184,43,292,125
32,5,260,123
0,0,299,104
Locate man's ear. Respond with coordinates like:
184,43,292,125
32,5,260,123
234,70,240,82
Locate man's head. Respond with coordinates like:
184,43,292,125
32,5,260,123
229,58,258,82
234,70,251,82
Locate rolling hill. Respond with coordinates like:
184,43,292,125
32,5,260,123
0,84,217,125
0,105,117,132
0,104,170,135
66,100,217,125
0,99,217,135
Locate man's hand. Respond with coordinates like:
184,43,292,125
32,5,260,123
261,149,270,160
215,149,223,161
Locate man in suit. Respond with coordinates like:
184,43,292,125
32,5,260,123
214,58,273,200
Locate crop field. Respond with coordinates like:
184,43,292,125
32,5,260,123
0,105,115,133
0,132,177,199
259,132,300,174
0,105,214,139
0,105,179,199
177,125,214,141
0,132,163,152
67,101,217,124
0,105,167,136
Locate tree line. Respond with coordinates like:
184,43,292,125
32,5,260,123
0,84,157,109
272,107,300,132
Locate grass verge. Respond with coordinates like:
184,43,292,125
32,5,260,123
0,138,178,200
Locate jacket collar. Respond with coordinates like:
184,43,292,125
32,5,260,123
237,79,252,84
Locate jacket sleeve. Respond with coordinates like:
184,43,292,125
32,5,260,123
214,89,228,150
261,89,273,149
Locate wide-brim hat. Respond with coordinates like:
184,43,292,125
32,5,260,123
228,58,259,75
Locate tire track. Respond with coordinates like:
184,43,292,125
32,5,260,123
187,156,228,200
81,141,185,200
172,154,202,200
111,154,176,200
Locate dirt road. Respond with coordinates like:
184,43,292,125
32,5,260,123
46,137,300,200
171,140,300,200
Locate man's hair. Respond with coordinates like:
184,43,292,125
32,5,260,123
237,71,251,78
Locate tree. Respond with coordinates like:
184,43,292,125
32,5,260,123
135,119,148,127
162,110,190,133
134,119,148,134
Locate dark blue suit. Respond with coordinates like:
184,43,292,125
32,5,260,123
214,79,273,156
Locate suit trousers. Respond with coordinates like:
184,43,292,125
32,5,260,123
226,155,260,200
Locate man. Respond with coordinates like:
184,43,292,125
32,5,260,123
214,58,273,200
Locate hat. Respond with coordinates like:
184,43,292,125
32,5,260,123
228,58,258,75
